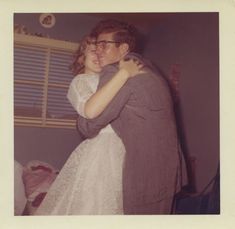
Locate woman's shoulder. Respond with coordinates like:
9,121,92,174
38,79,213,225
73,73,98,82
70,73,98,85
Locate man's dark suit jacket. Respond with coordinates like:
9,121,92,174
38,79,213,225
77,53,187,213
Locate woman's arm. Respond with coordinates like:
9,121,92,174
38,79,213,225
84,59,143,119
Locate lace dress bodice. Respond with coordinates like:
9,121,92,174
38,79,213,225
67,73,113,133
67,73,99,118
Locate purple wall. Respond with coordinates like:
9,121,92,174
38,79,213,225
143,13,219,192
14,126,83,169
14,13,100,43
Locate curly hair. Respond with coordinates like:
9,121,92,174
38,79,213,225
90,19,138,52
70,35,95,76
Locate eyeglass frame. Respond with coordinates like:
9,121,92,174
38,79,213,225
95,40,121,49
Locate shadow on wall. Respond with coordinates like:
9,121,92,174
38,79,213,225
151,62,220,210
151,63,195,192
150,54,220,214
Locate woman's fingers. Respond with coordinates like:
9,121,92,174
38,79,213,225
119,58,145,77
137,63,144,69
120,58,143,68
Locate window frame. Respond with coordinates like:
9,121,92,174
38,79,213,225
14,33,79,129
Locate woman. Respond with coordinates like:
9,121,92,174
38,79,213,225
34,36,142,215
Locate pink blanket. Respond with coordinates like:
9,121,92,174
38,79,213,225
22,160,59,207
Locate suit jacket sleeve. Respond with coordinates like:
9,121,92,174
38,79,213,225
77,65,131,138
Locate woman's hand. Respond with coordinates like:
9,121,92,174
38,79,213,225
119,58,145,78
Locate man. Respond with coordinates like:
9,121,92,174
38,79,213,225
78,19,187,214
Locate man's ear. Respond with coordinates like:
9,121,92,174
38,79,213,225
120,43,129,55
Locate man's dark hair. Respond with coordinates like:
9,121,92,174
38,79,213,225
90,19,138,52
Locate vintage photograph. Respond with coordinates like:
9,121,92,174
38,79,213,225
13,12,220,216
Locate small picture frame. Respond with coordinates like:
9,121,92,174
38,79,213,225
39,13,56,28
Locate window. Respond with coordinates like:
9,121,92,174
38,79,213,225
14,33,79,129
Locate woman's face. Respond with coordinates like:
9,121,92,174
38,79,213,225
84,43,102,74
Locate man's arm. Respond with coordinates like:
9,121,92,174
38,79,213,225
77,65,131,138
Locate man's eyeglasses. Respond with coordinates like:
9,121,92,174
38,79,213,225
95,40,121,49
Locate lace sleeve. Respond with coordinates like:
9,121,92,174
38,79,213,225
67,74,98,118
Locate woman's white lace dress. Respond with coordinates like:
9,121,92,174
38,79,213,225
34,74,125,215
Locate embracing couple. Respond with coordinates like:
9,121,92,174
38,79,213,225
35,19,187,215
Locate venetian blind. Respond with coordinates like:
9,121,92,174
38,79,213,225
14,33,79,128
